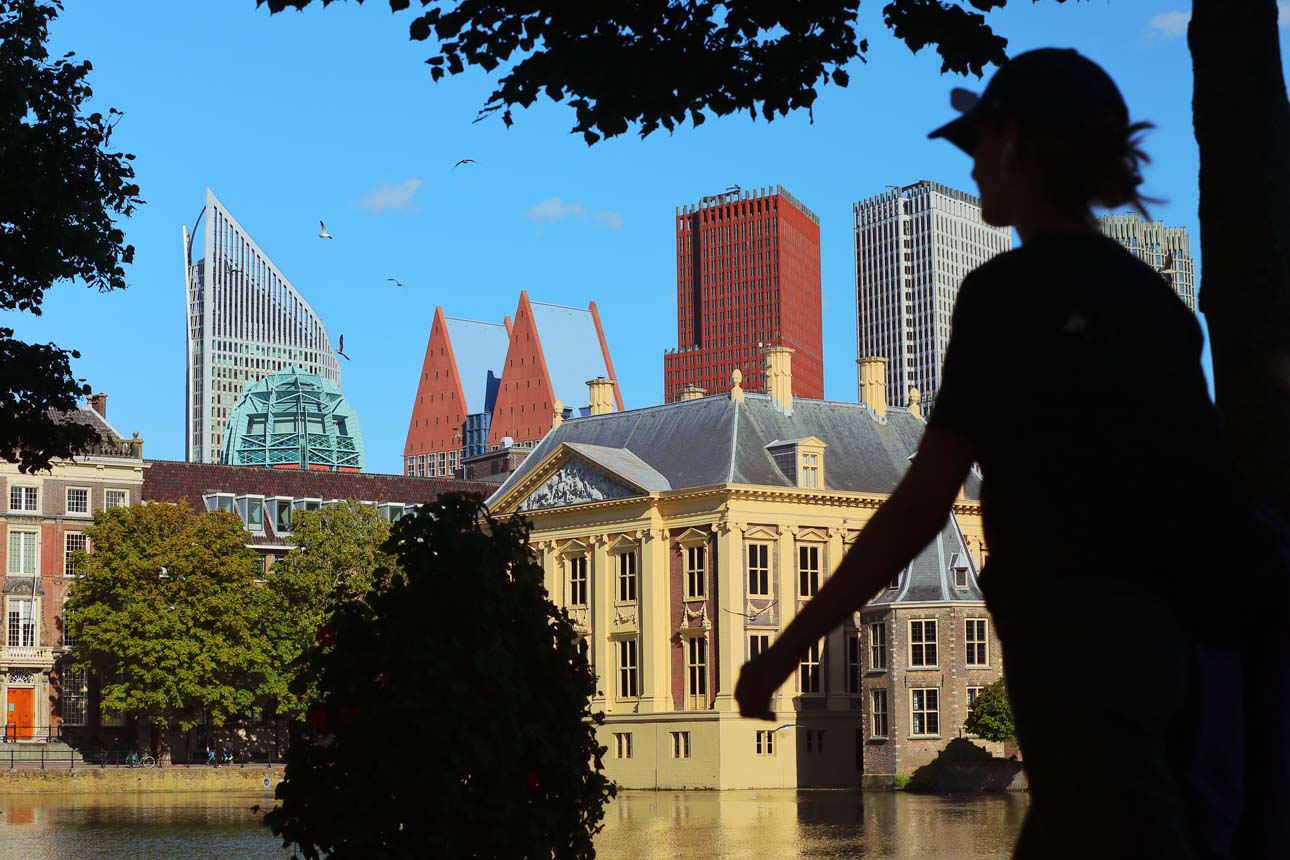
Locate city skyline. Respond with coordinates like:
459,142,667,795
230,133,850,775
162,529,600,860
2,1,1247,474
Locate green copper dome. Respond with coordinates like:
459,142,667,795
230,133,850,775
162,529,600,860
221,368,365,471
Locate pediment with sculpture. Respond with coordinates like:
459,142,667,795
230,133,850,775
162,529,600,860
518,458,641,511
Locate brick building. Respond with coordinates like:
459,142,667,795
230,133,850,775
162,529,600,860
487,349,995,789
664,185,824,403
404,291,622,477
0,398,145,740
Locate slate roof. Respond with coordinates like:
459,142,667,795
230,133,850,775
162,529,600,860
444,317,510,413
489,392,983,503
867,516,985,605
529,301,614,414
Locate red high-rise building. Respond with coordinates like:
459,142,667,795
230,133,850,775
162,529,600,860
663,185,824,402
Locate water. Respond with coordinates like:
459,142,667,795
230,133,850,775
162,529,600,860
0,789,1027,859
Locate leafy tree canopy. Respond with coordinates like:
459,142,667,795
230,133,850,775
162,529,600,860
260,0,1044,144
965,678,1016,745
265,493,614,860
64,503,265,732
0,0,142,472
252,500,397,719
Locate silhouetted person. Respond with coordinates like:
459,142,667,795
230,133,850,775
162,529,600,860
735,48,1284,859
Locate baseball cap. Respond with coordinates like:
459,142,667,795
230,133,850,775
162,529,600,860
928,48,1129,154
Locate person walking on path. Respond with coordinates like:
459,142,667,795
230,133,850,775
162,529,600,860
735,48,1288,860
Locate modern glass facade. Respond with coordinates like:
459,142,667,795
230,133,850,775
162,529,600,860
220,368,365,471
184,188,341,463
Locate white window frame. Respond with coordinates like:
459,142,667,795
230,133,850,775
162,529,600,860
910,688,941,737
800,452,820,489
869,622,888,670
845,631,862,693
237,495,266,533
61,667,89,726
65,487,90,517
684,544,706,599
670,731,691,759
204,493,235,514
6,597,36,648
567,555,589,607
799,640,822,694
686,635,708,707
870,688,889,738
616,637,639,700
64,532,88,577
747,542,771,597
965,618,989,667
615,550,637,604
908,619,938,668
104,489,128,510
613,732,633,759
9,485,38,513
7,529,38,577
797,543,822,598
755,729,776,756
268,497,294,534
748,632,771,662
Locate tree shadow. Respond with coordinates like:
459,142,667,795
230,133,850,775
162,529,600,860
904,738,1025,794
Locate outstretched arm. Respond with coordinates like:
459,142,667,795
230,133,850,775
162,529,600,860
734,427,975,719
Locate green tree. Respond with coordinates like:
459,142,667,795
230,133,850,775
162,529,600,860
0,0,143,472
253,500,397,719
264,493,615,860
965,679,1016,745
259,0,1290,529
65,503,265,747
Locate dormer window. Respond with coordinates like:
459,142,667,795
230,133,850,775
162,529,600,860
268,497,294,534
204,493,235,514
949,553,970,588
293,498,322,513
765,436,828,490
378,502,405,523
801,453,820,488
236,495,265,533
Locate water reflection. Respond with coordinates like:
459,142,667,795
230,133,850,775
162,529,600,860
0,789,1025,859
596,790,1028,860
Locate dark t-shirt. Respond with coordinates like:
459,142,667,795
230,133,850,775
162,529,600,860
930,232,1257,623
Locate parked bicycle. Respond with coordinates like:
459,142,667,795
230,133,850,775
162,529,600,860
125,750,155,769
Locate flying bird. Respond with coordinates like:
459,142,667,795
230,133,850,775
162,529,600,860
336,334,350,361
319,220,334,240
723,599,778,621
451,158,477,171
387,278,405,288
1159,251,1176,277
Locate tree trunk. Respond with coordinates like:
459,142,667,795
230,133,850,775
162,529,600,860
1191,0,1290,520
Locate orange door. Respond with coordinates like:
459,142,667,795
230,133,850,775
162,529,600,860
7,689,33,740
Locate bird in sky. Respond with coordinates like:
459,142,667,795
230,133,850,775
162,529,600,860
723,599,778,621
336,334,350,361
319,220,334,240
451,158,477,171
387,278,405,288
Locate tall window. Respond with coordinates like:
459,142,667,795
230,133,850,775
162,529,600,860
617,638,639,699
9,486,37,512
755,730,776,756
967,686,983,709
64,533,88,577
869,622,888,670
799,640,822,694
845,633,862,693
7,599,34,647
568,556,588,607
805,729,826,754
66,488,89,515
747,543,770,596
616,552,637,603
685,544,706,599
104,490,128,509
613,733,633,759
870,689,889,738
276,501,293,533
246,498,264,531
801,453,820,488
909,620,938,667
61,668,88,726
749,633,770,662
965,619,989,666
687,637,708,706
911,688,940,736
671,731,691,759
7,530,37,576
798,545,821,597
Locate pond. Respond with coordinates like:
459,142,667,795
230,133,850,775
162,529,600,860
0,789,1027,859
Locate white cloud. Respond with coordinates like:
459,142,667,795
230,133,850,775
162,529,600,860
358,178,424,213
1150,4,1290,38
1146,10,1190,38
524,197,623,232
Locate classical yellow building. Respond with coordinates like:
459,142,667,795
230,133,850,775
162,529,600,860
487,351,998,789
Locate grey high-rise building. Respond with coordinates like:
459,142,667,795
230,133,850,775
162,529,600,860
183,189,342,463
1098,214,1197,312
853,181,1012,414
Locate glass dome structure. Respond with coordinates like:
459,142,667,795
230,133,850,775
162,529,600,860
220,368,365,471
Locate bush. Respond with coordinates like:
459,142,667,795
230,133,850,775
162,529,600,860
264,492,615,859
964,679,1017,745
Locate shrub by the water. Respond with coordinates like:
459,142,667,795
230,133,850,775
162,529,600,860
264,492,615,859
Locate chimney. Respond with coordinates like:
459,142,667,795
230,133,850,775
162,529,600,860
679,385,707,402
857,357,887,419
762,345,794,414
729,368,745,403
907,387,922,420
586,378,616,416
89,393,108,418
551,399,565,430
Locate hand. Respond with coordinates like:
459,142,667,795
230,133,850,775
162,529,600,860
734,654,783,721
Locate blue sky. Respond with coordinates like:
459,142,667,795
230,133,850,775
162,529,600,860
12,2,1289,474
